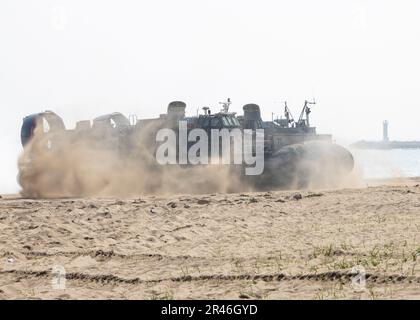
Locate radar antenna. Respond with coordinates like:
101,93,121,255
219,98,232,113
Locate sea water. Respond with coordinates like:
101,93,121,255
351,149,420,179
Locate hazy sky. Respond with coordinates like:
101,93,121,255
1,0,419,193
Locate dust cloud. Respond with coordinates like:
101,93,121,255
17,120,358,198
17,122,247,198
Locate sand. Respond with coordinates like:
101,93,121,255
0,180,420,299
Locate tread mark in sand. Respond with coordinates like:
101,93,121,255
1,269,419,286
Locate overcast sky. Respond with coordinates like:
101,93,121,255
1,0,419,193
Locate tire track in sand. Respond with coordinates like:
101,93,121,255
1,269,419,286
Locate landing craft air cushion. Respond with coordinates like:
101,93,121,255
18,100,354,196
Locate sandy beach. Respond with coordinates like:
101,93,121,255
0,180,419,300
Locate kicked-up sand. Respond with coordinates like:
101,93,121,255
0,180,419,299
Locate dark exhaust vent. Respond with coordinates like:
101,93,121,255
243,104,263,129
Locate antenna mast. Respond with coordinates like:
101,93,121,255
284,101,295,125
298,99,316,127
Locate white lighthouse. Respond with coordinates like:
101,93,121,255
383,120,389,142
